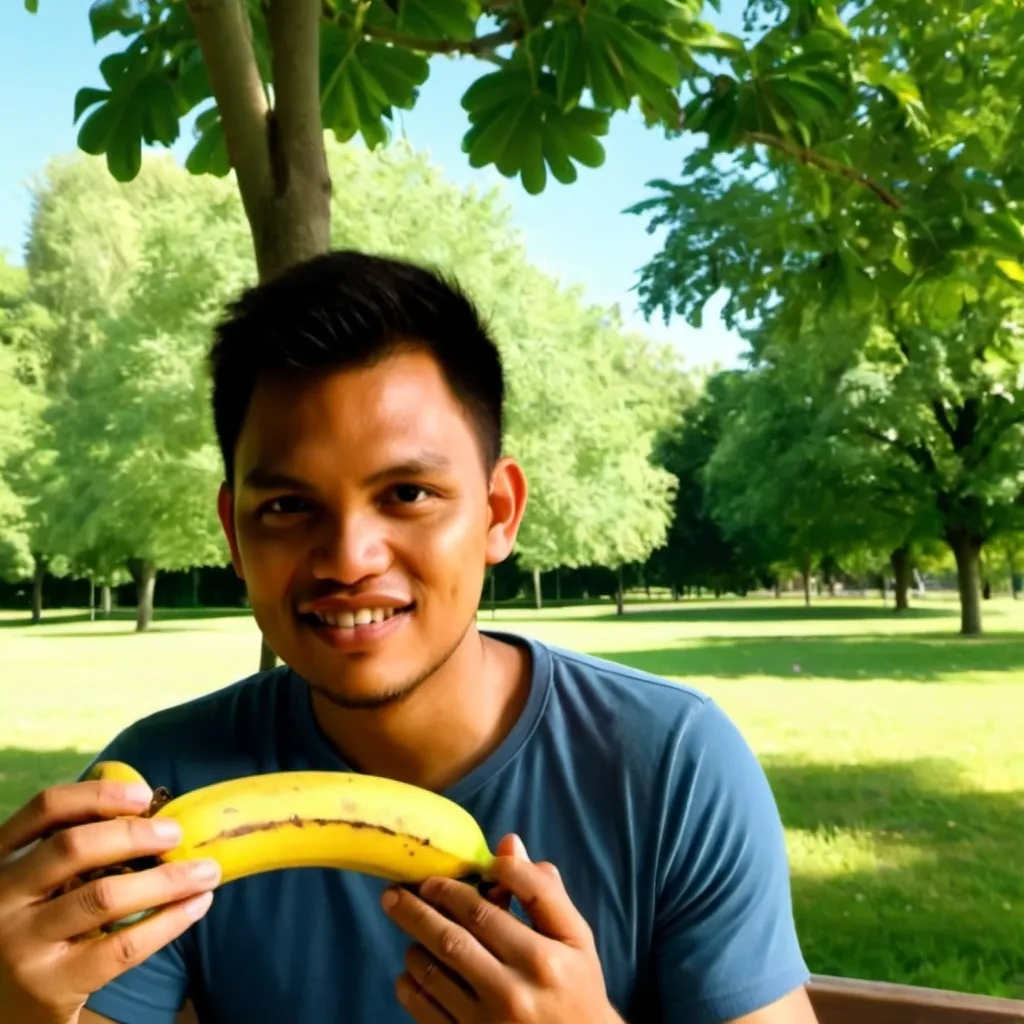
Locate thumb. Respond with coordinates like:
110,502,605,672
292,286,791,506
496,833,530,860
483,834,529,909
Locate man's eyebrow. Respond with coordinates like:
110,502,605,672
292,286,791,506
363,452,452,486
241,453,453,492
242,467,312,491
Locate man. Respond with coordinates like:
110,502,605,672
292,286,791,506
0,251,817,1024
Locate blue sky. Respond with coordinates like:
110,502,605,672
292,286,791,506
0,3,746,369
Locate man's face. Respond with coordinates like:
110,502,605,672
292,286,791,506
218,347,526,708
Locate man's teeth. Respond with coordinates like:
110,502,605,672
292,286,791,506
314,608,399,628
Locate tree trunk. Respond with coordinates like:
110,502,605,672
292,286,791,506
532,568,542,611
189,0,332,673
671,584,679,601
615,567,625,617
135,562,157,633
89,579,96,622
774,578,781,598
891,546,912,613
800,556,812,607
101,585,112,617
31,554,46,624
948,531,983,636
555,567,561,604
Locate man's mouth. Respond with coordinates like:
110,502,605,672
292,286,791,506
299,604,415,631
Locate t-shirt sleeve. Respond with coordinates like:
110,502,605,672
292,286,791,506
651,698,809,1024
75,729,193,1024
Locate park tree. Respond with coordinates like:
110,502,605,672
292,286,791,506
16,141,685,626
26,155,254,630
0,344,44,585
702,350,905,607
25,0,871,664
632,0,1024,634
647,369,775,598
0,255,55,614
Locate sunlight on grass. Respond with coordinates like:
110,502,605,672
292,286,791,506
2,595,1023,996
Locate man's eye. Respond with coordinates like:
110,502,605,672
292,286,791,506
388,484,431,505
262,496,311,515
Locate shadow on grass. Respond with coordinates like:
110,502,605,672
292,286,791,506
0,602,251,626
522,602,956,624
596,634,1024,682
762,757,1024,997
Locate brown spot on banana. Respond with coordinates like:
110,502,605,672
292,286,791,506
194,817,440,847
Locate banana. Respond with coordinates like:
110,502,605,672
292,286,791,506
150,770,497,886
84,760,150,786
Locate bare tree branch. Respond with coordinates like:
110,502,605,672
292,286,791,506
740,132,901,210
184,0,273,255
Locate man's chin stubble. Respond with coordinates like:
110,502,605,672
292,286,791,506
307,675,428,711
304,620,475,712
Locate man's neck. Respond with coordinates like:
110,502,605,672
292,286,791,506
308,628,532,793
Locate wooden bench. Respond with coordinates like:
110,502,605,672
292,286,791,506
808,974,1024,1024
174,975,1024,1023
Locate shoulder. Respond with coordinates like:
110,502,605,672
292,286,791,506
527,635,774,818
534,635,722,748
84,665,297,794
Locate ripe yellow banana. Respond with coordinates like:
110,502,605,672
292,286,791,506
84,760,150,786
152,770,497,885
89,762,496,887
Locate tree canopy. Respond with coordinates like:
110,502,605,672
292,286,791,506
630,0,1024,632
6,143,685,624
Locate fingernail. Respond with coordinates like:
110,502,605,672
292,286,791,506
512,835,530,860
184,891,214,918
189,858,221,883
151,818,182,842
381,888,399,911
124,783,154,805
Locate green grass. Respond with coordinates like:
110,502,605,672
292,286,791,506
2,595,1023,998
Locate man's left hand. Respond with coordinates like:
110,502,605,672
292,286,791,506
382,835,622,1023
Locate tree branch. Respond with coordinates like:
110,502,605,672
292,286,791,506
740,132,901,210
855,425,938,478
362,24,522,55
184,0,273,248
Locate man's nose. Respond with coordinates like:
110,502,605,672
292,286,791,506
309,513,391,585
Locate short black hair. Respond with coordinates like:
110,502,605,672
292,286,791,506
209,249,504,486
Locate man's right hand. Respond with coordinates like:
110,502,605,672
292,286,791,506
0,777,220,1024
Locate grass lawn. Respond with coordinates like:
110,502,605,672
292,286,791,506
2,594,1023,998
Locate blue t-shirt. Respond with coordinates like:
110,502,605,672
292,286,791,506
84,632,808,1024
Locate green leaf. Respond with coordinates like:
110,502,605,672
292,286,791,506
396,0,477,42
185,108,230,177
138,75,180,147
553,20,586,111
174,48,213,115
88,0,144,43
996,260,1024,284
891,239,913,275
24,0,39,12
74,87,110,123
321,25,428,145
673,24,746,55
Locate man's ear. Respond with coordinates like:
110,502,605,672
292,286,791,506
217,481,245,580
485,457,528,566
